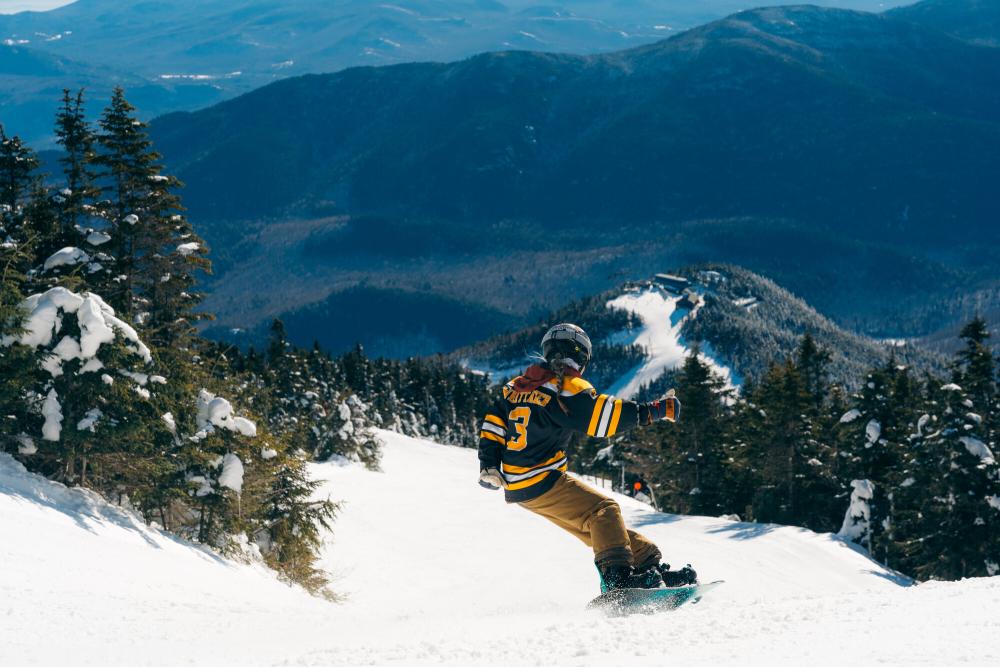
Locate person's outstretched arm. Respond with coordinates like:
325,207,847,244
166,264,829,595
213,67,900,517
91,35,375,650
551,377,680,438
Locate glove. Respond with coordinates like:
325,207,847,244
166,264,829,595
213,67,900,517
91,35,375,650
479,467,505,490
648,389,681,423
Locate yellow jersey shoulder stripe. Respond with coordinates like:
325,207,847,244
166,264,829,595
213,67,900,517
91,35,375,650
559,375,595,396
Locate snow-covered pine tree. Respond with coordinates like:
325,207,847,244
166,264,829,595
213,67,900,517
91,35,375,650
896,375,999,579
954,318,998,452
260,319,381,467
834,359,919,564
0,287,165,488
93,87,210,341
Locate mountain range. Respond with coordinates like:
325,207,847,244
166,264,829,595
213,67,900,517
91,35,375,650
1,0,906,145
139,0,1000,355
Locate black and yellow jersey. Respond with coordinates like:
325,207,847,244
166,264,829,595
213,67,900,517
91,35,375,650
478,364,651,503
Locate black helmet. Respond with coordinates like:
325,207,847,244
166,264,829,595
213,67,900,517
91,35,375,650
542,323,592,369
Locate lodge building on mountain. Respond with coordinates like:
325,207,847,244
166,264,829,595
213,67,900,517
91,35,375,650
654,273,690,293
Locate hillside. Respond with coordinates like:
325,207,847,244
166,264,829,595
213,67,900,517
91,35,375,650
0,1,907,145
454,265,940,394
136,2,1000,351
6,431,999,666
891,0,1000,45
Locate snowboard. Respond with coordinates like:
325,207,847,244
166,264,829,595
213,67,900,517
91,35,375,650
587,580,724,616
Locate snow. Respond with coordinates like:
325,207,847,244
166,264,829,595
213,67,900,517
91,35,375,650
41,388,62,441
196,389,258,437
2,287,152,365
261,446,278,460
838,479,874,543
605,288,736,398
85,231,111,246
941,383,962,392
3,431,1000,666
987,495,1000,512
218,453,245,493
16,434,36,455
839,408,861,424
960,436,996,465
176,242,200,256
916,413,931,436
865,419,881,446
75,408,101,432
42,246,89,270
122,214,139,226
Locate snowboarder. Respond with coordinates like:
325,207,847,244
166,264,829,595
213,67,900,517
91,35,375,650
478,323,697,591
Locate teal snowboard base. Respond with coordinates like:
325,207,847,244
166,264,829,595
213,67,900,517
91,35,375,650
587,580,724,616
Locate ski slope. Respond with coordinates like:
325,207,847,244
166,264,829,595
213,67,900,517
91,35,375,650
3,433,999,666
606,287,738,398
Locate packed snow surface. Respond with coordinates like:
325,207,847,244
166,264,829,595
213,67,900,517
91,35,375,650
3,432,999,666
606,287,736,398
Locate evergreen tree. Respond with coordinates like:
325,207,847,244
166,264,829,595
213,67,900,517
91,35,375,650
897,377,999,579
954,317,997,449
54,89,100,245
262,456,339,596
0,241,36,455
738,345,840,531
835,359,920,564
0,128,39,232
94,87,211,337
645,350,732,514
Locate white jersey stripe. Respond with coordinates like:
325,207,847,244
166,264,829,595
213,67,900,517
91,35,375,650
501,458,568,483
481,422,506,437
596,396,616,437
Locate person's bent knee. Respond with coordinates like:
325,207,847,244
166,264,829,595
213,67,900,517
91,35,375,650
590,498,622,521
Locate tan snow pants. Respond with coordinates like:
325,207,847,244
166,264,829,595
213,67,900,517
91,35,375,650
518,474,661,570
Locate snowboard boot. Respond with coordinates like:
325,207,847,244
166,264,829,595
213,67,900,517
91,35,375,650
598,563,663,593
657,563,697,587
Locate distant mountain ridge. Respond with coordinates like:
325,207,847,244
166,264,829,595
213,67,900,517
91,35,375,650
452,264,942,394
151,3,1000,235
0,0,907,145
891,0,1000,45
138,1,1000,354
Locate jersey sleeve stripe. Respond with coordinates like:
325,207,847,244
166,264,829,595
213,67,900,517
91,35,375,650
479,430,506,444
596,395,616,437
481,422,506,437
587,394,609,436
607,400,623,437
501,450,566,474
503,462,569,490
502,456,568,482
484,414,506,428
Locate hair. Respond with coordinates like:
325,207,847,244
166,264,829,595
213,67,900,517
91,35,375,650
549,356,571,415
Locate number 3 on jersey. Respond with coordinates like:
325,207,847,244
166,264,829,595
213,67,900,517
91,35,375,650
507,407,531,451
